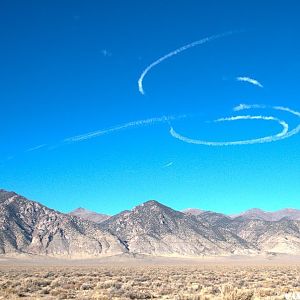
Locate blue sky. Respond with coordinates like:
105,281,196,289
1,0,300,215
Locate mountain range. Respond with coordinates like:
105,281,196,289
229,208,300,221
1,189,300,258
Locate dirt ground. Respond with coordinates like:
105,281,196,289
1,255,300,299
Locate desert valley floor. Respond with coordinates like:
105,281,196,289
1,255,300,300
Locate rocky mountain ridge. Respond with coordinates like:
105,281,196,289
100,200,254,256
229,208,300,221
1,189,300,257
0,189,126,257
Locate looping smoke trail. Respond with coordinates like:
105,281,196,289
138,31,235,95
5,32,300,164
137,31,300,146
169,105,300,146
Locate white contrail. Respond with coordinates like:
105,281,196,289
274,106,300,117
137,32,300,147
26,144,47,152
236,105,300,142
233,104,266,111
170,114,289,146
236,76,263,88
64,115,186,143
4,31,299,163
235,103,300,118
163,161,174,168
272,106,300,140
138,31,235,95
170,104,300,146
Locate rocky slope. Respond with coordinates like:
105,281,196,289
194,210,300,254
100,200,254,256
0,190,127,257
69,207,110,223
183,206,300,222
181,208,204,216
225,217,300,254
230,208,300,221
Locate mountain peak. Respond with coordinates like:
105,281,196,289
246,208,265,213
0,189,19,196
131,200,176,214
141,199,164,207
131,200,166,210
70,207,91,213
101,198,253,256
69,207,110,223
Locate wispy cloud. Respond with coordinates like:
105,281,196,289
236,76,263,88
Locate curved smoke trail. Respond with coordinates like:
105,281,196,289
138,31,235,95
138,32,300,146
13,33,300,158
236,76,263,88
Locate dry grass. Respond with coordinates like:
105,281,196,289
0,264,300,299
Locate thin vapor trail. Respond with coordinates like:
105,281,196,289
233,104,267,111
163,161,174,168
274,106,300,117
236,76,263,88
138,31,235,95
234,104,300,118
26,144,47,152
64,115,186,143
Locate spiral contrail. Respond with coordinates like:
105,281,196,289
138,31,235,95
137,32,300,146
14,34,300,158
170,105,300,146
5,32,300,165
62,103,300,147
